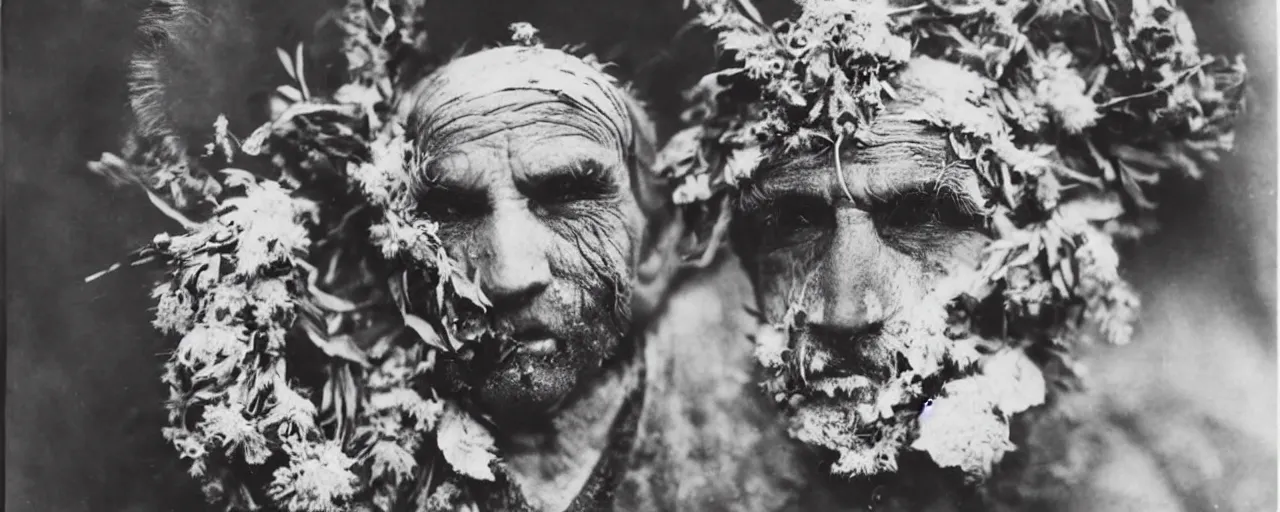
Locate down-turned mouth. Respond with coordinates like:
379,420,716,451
788,327,900,388
507,323,559,356
425,312,572,386
771,322,962,421
426,313,591,423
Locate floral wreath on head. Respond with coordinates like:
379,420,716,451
658,0,1246,482
86,0,595,509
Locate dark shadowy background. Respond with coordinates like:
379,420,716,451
4,1,1275,511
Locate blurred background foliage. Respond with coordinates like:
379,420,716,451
3,0,1273,510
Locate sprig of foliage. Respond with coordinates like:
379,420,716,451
664,0,1246,481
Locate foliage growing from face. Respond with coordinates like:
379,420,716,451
730,73,1000,474
397,48,653,425
670,0,1246,481
734,109,990,333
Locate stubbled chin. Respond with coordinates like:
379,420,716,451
474,354,580,425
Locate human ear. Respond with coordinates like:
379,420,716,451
629,146,689,325
622,91,734,324
615,92,677,324
632,186,735,325
632,204,685,325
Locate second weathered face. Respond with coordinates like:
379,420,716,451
730,64,992,413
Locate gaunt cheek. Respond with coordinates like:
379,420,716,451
541,205,637,279
433,222,485,262
914,230,990,298
751,246,824,324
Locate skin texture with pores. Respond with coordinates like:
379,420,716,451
716,58,1005,512
392,47,724,512
393,47,844,512
718,57,1276,512
732,59,991,398
397,47,656,426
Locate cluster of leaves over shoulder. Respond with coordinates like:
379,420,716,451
663,0,1246,481
87,2,531,511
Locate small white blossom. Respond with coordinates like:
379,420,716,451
1037,0,1085,17
152,283,196,334
262,383,318,434
672,173,713,205
270,440,359,512
201,399,272,465
176,324,247,367
366,441,417,483
509,22,541,46
753,324,789,369
723,146,763,185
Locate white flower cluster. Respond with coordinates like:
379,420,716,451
146,172,352,511
104,2,521,510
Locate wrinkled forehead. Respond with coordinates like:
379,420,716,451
398,47,638,157
753,58,989,203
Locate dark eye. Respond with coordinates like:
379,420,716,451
525,160,617,208
877,190,979,230
767,201,824,229
418,188,487,222
753,197,832,248
530,175,609,205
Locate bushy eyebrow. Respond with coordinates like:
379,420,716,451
414,156,487,195
736,174,826,214
516,158,618,199
735,150,834,213
860,161,986,216
735,150,984,214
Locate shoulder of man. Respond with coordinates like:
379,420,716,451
996,371,1275,511
1070,275,1278,512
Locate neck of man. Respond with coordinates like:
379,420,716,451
477,253,1181,512
491,250,767,512
497,324,647,512
493,251,902,512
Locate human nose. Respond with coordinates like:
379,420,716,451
475,202,552,309
811,208,900,338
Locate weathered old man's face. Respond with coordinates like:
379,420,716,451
731,66,991,412
399,48,652,423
